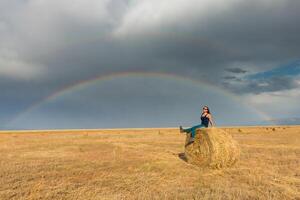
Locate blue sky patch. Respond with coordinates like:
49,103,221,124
247,60,300,80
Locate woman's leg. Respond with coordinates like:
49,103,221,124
183,127,192,133
184,124,204,138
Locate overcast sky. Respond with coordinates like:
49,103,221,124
1,0,300,129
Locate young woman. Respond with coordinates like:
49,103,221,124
180,106,215,141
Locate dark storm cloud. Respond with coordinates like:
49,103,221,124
112,0,300,70
2,0,300,83
2,0,300,79
1,0,300,128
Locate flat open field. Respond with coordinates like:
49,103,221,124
0,126,300,200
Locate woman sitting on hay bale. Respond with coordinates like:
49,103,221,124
180,106,215,142
179,106,240,169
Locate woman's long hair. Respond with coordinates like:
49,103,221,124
202,106,211,114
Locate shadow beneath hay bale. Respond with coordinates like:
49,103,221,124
178,153,188,162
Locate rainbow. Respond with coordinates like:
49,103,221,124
7,71,273,127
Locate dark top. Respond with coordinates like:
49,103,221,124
201,114,210,127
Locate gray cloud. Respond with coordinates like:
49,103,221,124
225,75,300,94
225,68,247,74
223,75,238,80
222,75,243,83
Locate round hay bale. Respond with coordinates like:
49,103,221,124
184,128,240,169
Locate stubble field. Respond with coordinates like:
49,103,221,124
0,126,299,200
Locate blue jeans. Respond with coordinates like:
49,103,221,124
184,124,206,138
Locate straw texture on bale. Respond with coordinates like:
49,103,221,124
184,128,240,169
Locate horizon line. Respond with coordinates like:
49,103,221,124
1,125,300,133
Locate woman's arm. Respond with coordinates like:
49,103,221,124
208,114,215,127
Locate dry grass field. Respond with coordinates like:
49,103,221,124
0,126,300,200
